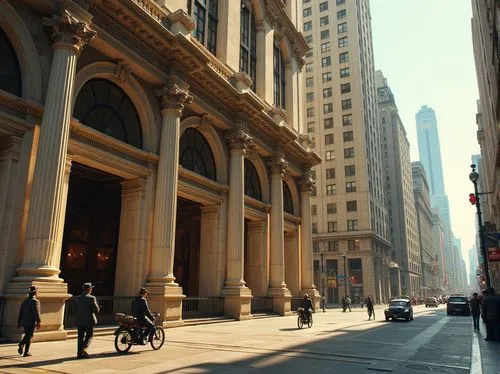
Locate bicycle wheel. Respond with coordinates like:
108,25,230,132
114,328,133,353
150,327,165,350
307,314,313,328
297,315,304,329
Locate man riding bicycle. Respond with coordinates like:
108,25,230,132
131,288,155,344
301,294,314,322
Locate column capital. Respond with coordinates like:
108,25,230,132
156,76,193,116
43,9,96,54
298,170,315,193
267,154,288,177
227,129,253,151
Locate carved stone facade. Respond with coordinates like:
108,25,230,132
0,0,320,340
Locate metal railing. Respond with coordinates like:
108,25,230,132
63,296,135,329
251,297,273,313
182,297,224,318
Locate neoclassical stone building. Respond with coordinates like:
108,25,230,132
0,0,320,340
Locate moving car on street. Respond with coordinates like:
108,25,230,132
446,295,470,316
384,299,414,322
425,297,439,307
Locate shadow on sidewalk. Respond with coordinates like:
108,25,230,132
0,350,140,371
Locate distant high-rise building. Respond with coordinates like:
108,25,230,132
377,71,420,296
415,105,459,289
431,212,448,291
304,0,391,304
469,247,479,289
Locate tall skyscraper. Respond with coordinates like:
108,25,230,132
415,105,460,290
377,71,420,296
303,0,391,304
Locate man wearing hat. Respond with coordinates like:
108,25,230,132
75,282,99,358
131,288,155,344
17,286,41,357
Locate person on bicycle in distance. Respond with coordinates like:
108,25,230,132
131,288,155,344
301,293,314,321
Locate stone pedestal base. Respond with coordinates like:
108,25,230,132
301,288,321,312
1,281,70,342
268,288,292,316
222,286,252,320
144,283,185,328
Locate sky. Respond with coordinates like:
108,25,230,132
370,0,480,275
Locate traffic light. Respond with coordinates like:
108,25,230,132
469,193,477,205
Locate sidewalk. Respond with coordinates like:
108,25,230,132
476,325,500,374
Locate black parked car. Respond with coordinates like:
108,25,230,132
446,296,470,316
385,299,414,322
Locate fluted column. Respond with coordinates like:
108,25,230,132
145,77,192,327
16,8,95,281
149,77,192,286
268,155,288,290
222,129,253,320
298,170,320,309
267,154,291,315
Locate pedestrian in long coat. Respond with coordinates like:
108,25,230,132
75,282,99,358
17,286,41,357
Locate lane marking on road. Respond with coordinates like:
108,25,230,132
470,330,483,374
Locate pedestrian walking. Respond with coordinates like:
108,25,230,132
17,286,41,357
469,292,481,332
75,282,99,358
366,296,375,320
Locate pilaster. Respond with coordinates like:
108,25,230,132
246,220,269,296
4,5,95,341
146,76,193,327
199,204,222,296
222,129,253,320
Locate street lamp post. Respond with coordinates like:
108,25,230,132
342,252,348,298
469,164,491,289
320,248,326,312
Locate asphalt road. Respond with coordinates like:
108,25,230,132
0,305,490,373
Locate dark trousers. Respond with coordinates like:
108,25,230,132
77,325,94,354
472,313,480,331
141,319,155,341
20,326,35,352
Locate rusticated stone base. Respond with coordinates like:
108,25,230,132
268,287,292,316
222,286,252,320
144,283,185,328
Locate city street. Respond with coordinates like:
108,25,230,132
0,304,497,374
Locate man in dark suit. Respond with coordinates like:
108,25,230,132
75,282,99,358
131,288,155,344
17,286,41,357
470,292,481,332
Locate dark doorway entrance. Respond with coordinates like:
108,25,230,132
60,163,122,297
174,197,201,296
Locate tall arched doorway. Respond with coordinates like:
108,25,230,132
61,79,143,297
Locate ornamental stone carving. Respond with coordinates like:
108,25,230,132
227,129,253,151
43,9,96,53
198,113,211,133
267,154,288,177
299,170,315,193
156,76,193,116
114,61,131,84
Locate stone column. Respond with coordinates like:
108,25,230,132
4,6,95,341
246,220,268,297
222,130,253,320
298,171,320,310
115,179,149,296
146,77,192,327
284,232,300,296
267,154,291,316
199,205,221,297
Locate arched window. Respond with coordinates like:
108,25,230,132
73,79,143,148
179,128,216,181
283,181,293,214
273,40,286,108
188,0,218,55
244,159,261,200
0,28,22,97
240,1,257,90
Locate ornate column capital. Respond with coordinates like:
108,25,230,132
227,129,253,152
267,154,288,177
156,76,194,116
43,9,96,54
299,170,315,193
